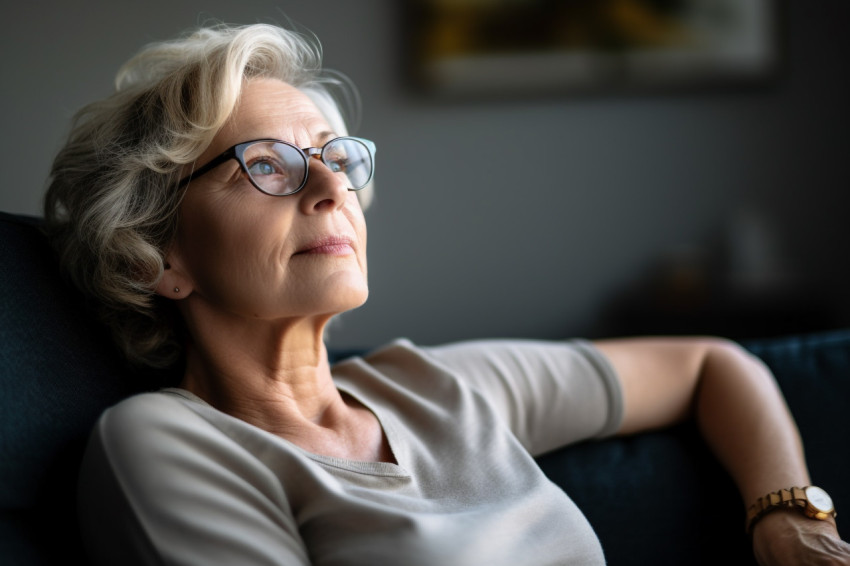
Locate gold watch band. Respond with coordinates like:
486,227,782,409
745,486,836,534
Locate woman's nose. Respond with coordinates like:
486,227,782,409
299,155,349,213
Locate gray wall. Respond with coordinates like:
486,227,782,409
2,1,848,349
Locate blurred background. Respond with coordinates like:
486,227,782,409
1,0,847,349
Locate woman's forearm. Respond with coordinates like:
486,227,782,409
694,342,810,508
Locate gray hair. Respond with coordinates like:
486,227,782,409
44,23,369,369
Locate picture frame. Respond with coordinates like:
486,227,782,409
406,0,782,98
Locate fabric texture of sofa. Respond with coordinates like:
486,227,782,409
1,210,848,565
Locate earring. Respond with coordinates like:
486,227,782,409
173,287,180,293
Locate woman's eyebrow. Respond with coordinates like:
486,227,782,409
315,130,338,144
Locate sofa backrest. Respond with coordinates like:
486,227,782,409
0,212,156,565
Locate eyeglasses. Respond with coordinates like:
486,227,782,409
177,136,376,196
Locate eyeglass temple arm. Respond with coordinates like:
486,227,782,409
177,147,239,188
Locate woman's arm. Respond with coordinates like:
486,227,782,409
593,336,850,566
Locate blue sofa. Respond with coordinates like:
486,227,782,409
1,210,848,565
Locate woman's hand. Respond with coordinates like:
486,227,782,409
752,512,850,566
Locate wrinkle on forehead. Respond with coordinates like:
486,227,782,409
201,78,336,162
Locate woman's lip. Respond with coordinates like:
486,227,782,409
295,236,355,255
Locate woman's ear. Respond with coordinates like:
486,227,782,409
155,251,193,299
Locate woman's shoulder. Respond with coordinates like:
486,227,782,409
332,338,460,390
81,388,286,500
88,388,238,464
96,388,202,430
77,391,305,566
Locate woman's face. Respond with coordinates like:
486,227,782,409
166,78,368,323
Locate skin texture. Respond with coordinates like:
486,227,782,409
156,77,849,564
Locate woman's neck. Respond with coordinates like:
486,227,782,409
178,303,341,422
175,308,392,463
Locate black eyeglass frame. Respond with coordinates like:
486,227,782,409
176,136,376,196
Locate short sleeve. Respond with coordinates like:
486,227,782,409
77,393,311,566
421,339,623,456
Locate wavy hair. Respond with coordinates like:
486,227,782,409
44,23,369,369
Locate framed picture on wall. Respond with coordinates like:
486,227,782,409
405,0,781,98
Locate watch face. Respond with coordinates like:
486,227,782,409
805,486,834,512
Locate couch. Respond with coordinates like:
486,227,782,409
1,210,848,565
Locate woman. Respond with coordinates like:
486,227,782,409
45,23,848,565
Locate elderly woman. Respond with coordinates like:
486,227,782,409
45,23,847,566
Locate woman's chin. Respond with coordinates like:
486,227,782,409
315,279,369,316
336,286,369,313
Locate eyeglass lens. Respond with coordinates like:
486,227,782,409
242,137,373,196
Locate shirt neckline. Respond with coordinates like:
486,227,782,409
159,386,410,478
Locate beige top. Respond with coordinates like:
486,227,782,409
78,338,623,565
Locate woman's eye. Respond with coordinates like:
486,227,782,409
247,158,285,177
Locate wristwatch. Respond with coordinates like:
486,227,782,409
746,486,837,533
